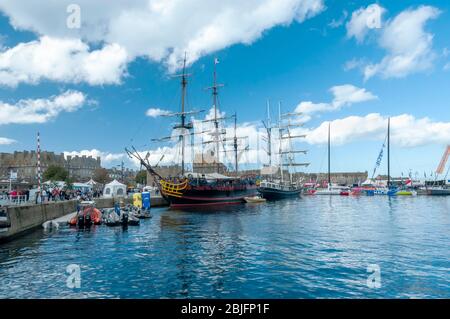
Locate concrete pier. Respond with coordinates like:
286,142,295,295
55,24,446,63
0,195,168,243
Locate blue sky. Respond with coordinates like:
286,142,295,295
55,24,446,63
1,0,450,178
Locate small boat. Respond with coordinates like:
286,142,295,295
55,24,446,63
103,207,140,226
315,185,350,195
123,205,152,219
135,209,152,219
244,196,267,203
102,208,121,227
69,201,102,227
396,190,417,196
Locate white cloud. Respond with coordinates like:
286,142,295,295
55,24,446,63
133,108,450,168
0,90,86,125
300,113,450,147
295,84,377,115
328,10,348,29
0,0,324,73
0,36,128,87
146,108,172,118
64,149,125,166
444,63,450,71
363,6,441,80
0,137,16,145
346,4,385,43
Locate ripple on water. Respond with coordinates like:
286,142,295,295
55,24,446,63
0,197,449,298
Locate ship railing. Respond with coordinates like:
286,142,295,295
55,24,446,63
160,179,188,196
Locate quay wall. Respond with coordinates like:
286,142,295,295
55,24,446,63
0,200,77,242
0,196,168,243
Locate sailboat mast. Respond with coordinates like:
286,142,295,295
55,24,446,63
267,100,272,167
278,102,284,183
180,55,187,176
212,60,221,173
328,122,331,187
234,113,238,176
387,117,391,187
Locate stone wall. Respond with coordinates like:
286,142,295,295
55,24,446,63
0,200,77,242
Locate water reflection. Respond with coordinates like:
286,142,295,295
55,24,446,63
0,196,449,298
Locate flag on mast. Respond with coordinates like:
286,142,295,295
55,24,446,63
214,58,220,65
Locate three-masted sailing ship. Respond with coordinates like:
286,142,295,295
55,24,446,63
257,102,309,199
127,57,257,208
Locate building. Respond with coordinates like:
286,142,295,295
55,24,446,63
296,172,369,186
192,153,228,175
107,167,137,186
0,151,101,183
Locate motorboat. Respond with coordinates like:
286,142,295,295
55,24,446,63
69,201,102,227
244,196,267,203
314,185,351,195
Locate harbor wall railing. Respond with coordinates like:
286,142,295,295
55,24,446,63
0,195,168,243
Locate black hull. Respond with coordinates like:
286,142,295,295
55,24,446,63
164,186,258,208
258,187,301,200
427,189,450,196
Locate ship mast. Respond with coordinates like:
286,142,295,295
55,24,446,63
233,113,238,176
278,103,284,183
173,53,193,176
328,122,331,187
277,105,310,185
387,117,390,188
266,100,272,166
261,101,273,179
206,59,224,173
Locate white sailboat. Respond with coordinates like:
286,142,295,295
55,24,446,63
313,123,350,195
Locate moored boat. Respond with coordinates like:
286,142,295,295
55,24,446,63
258,181,302,200
257,101,309,200
69,201,102,227
314,185,350,196
127,57,257,209
244,196,267,203
426,187,450,196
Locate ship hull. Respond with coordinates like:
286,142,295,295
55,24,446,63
257,187,301,200
163,186,258,208
427,188,450,196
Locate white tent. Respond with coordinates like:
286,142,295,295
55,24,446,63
72,182,93,192
86,179,97,186
103,179,127,198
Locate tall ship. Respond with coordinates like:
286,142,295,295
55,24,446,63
128,57,257,208
257,102,309,199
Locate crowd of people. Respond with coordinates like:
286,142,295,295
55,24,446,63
36,188,103,203
1,187,103,204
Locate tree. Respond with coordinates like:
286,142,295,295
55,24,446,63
135,170,147,185
43,165,69,182
93,168,111,185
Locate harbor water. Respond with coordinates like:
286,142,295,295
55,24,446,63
0,196,449,298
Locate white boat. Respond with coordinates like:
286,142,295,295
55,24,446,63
244,196,267,203
315,185,350,195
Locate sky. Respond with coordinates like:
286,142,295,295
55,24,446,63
1,0,450,178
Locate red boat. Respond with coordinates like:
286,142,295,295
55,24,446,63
69,201,102,227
